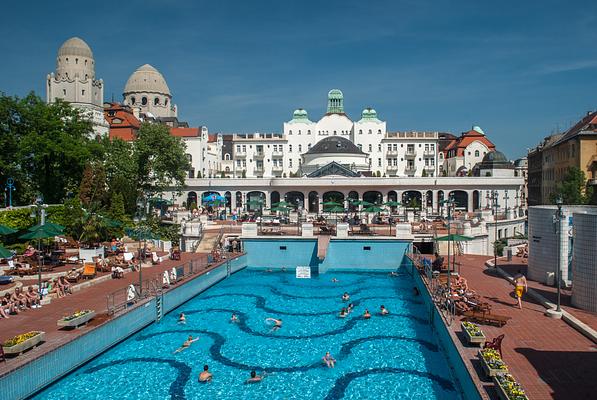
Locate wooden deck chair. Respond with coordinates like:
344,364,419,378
483,334,505,358
82,263,96,279
463,310,511,327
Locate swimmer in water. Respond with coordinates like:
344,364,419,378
266,318,283,332
245,370,264,383
413,286,420,296
380,305,389,315
230,313,239,323
322,352,336,368
178,313,186,324
331,278,339,283
363,309,371,319
347,303,354,313
339,307,348,318
199,364,212,382
174,335,199,353
342,292,350,302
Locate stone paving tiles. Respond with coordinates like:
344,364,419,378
449,254,597,400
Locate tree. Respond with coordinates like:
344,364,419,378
100,137,137,213
551,167,594,205
79,162,108,208
134,123,190,196
422,169,428,177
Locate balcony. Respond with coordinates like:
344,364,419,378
272,151,284,158
386,165,398,171
405,149,417,158
386,150,399,156
423,150,435,156
405,165,416,174
254,152,265,159
254,166,264,173
235,152,246,158
424,164,435,170
272,165,284,171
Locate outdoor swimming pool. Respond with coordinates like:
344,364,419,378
33,268,462,399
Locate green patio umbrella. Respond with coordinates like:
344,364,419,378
325,205,345,213
0,224,17,235
363,205,385,213
322,201,342,206
271,206,293,213
273,201,294,208
25,223,63,237
0,245,13,259
28,221,64,233
351,200,373,206
383,201,401,207
433,234,474,242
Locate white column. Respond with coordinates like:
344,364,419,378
303,192,309,212
467,190,474,212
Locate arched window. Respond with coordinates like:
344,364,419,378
225,167,230,172
165,98,169,106
307,130,311,135
224,153,231,160
130,96,136,105
142,97,147,105
308,143,312,149
474,150,480,157
368,129,372,134
75,58,78,64
84,59,87,66
298,130,301,135
66,58,69,63
378,129,382,134
289,130,292,135
359,129,363,134
154,97,160,105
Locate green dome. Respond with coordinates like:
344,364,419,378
361,107,377,119
328,89,343,99
292,108,308,119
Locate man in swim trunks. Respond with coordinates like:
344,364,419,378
245,370,264,383
266,318,282,332
342,292,350,301
230,313,239,323
380,305,389,315
339,308,348,318
174,335,199,353
513,270,527,309
199,364,212,382
178,313,186,324
322,352,336,368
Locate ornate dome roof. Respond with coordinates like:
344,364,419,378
306,136,365,155
292,108,309,119
58,37,93,58
124,64,171,96
480,151,513,169
328,89,343,99
361,107,378,119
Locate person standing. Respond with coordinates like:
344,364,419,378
513,270,527,309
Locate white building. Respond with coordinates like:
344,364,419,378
46,37,109,137
123,64,178,120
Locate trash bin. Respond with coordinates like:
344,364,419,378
506,247,513,261
545,271,555,286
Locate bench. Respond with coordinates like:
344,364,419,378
463,310,511,327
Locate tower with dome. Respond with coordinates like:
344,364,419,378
46,37,108,136
123,64,178,120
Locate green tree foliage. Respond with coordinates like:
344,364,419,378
550,167,594,205
79,161,108,208
134,123,190,195
99,137,138,213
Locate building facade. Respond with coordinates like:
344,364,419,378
46,37,109,137
527,111,597,205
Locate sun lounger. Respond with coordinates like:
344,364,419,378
82,263,96,279
463,310,511,327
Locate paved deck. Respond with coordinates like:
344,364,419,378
441,254,597,400
0,252,216,376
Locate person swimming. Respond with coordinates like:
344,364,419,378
347,303,354,313
265,318,282,332
380,305,389,315
363,309,371,319
230,313,238,323
174,335,198,353
331,278,339,283
342,292,350,301
339,307,348,318
245,370,264,383
199,364,212,382
322,352,336,368
178,313,186,324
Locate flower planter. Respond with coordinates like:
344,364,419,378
461,322,486,346
493,374,529,400
2,332,45,355
58,310,96,329
478,349,508,377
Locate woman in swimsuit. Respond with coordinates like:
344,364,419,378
174,335,198,353
342,292,350,302
380,305,389,315
339,308,347,318
513,270,527,309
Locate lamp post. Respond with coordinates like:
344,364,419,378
134,195,147,296
30,195,47,295
5,178,15,208
504,190,509,218
492,190,499,269
440,194,455,294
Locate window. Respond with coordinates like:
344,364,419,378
475,150,480,157
368,129,372,134
358,144,362,150
142,97,147,105
224,153,230,160
63,89,66,96
378,158,382,167
242,145,246,152
298,144,302,152
378,144,382,152
236,145,241,152
165,98,168,106
81,90,85,96
333,131,337,135
378,130,382,134
289,159,293,167
289,144,293,152
298,130,301,135
75,58,78,64
368,144,372,152
242,160,246,167
307,130,311,135
308,143,311,150
154,98,160,105
289,130,292,135
130,97,136,105
359,129,363,135
387,144,391,151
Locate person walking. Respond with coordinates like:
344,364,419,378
513,270,527,309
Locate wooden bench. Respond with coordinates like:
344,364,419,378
463,310,511,327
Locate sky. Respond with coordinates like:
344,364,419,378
1,0,596,159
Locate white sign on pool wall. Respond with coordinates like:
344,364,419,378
296,266,311,279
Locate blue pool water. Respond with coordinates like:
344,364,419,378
34,269,461,400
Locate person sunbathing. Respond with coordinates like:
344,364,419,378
1,294,18,316
58,276,72,295
48,278,65,298
11,287,29,309
25,286,41,308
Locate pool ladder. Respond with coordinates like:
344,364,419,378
151,281,164,323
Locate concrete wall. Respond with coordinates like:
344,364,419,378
571,212,597,312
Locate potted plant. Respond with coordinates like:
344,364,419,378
478,348,508,377
57,309,96,329
2,331,45,355
461,321,486,346
493,373,529,400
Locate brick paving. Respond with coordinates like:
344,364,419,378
444,254,597,400
0,252,221,376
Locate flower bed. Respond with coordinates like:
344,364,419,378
493,374,529,400
57,309,95,328
478,348,508,377
461,321,485,346
2,331,45,355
